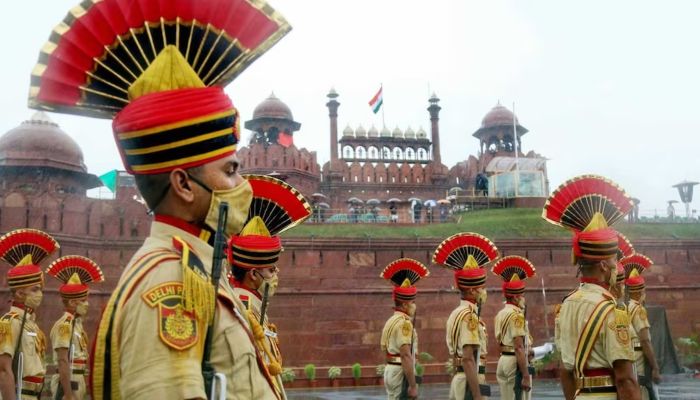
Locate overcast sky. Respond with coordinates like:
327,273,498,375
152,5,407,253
1,0,698,215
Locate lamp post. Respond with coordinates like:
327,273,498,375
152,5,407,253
672,180,699,219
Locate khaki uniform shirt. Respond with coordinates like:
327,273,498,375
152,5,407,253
446,300,481,358
556,283,634,373
628,299,651,373
50,312,88,399
92,219,279,400
232,284,286,399
380,311,416,399
0,306,46,398
495,303,527,347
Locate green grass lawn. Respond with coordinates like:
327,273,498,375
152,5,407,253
284,208,700,240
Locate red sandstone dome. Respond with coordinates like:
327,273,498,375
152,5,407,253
252,93,294,121
0,112,87,173
480,102,519,128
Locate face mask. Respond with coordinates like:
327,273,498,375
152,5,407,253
76,301,89,316
256,271,279,298
606,265,617,289
516,296,526,309
477,288,488,305
24,291,43,309
407,303,417,317
192,176,253,237
639,293,646,304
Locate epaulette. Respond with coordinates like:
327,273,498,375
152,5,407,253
561,288,578,302
0,313,18,348
0,312,18,323
172,236,215,324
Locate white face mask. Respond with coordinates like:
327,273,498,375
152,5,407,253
477,288,488,305
256,271,279,298
191,175,253,237
516,296,526,309
407,302,417,317
606,264,617,289
76,301,89,316
24,291,43,309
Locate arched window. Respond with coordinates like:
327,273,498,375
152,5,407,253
405,147,416,160
393,147,403,160
368,146,379,159
343,145,354,159
356,146,366,159
382,147,391,159
417,148,428,160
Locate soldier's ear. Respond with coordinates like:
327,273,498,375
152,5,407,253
169,168,196,203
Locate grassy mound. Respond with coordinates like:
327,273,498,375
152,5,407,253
285,208,700,240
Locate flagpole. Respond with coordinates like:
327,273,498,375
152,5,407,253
381,83,386,128
513,101,519,198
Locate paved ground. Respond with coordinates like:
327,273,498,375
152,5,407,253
287,375,700,399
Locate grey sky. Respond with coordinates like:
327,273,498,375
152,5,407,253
1,0,698,215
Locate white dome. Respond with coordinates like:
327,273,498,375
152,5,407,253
342,124,354,137
392,126,403,138
368,125,379,137
404,126,415,139
380,126,391,137
416,126,427,138
355,124,367,137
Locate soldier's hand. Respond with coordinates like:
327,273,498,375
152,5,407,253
408,384,419,398
522,374,532,391
652,368,662,384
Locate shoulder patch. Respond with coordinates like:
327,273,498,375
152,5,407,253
513,313,525,329
402,320,412,338
609,306,631,346
638,307,648,322
142,282,198,351
0,319,12,348
58,321,72,343
467,313,479,332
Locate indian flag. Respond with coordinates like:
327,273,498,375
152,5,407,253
368,86,383,114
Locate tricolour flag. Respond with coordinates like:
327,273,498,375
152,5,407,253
368,86,383,114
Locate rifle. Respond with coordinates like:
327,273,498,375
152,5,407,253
55,316,78,400
399,308,419,399
12,309,28,399
465,299,491,400
259,282,270,326
514,304,535,400
202,202,229,400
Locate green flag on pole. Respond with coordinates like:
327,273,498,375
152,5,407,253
98,170,118,192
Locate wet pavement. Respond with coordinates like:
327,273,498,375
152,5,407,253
287,375,700,399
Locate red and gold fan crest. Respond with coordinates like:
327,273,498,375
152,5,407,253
29,0,291,118
0,229,59,289
621,253,652,292
380,258,429,302
243,174,312,235
432,232,499,271
617,232,635,260
543,175,633,231
433,232,499,290
47,255,104,300
543,175,633,263
492,256,536,296
621,254,652,280
29,0,291,176
227,174,311,270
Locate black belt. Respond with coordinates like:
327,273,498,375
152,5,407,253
634,346,643,351
455,365,486,374
387,361,402,366
21,388,40,397
579,386,617,393
501,351,515,356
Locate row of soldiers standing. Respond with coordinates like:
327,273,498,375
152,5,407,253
0,229,104,400
380,175,661,400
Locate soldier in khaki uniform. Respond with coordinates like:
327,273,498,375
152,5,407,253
29,1,294,399
543,175,640,399
622,254,661,400
229,216,294,399
492,256,537,400
434,232,500,400
380,259,429,399
0,229,59,400
46,256,105,400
